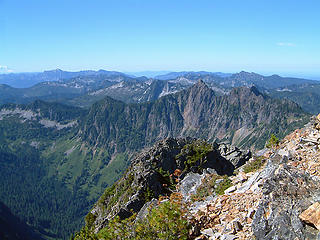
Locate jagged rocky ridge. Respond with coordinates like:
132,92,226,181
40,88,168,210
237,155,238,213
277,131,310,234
87,138,251,233
80,80,309,151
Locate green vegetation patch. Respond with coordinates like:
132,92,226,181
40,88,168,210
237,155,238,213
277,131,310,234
176,139,214,173
243,156,266,173
95,193,190,240
134,198,190,240
85,212,97,229
191,174,232,201
266,133,280,148
74,194,190,240
98,170,135,213
155,167,176,191
215,175,232,195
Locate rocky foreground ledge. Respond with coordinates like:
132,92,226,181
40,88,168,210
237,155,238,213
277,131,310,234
191,115,320,240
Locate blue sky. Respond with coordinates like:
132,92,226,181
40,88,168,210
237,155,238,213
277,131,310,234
1,0,319,78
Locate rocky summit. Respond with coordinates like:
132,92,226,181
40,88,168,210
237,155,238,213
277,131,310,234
75,114,320,240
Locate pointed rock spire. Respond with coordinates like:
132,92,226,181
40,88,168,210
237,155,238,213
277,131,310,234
191,79,211,92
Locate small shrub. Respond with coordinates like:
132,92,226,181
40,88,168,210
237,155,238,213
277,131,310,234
144,186,155,202
266,134,279,148
176,140,213,173
85,212,96,229
97,193,190,240
98,214,136,240
135,193,190,240
243,156,266,173
156,167,176,191
74,226,97,240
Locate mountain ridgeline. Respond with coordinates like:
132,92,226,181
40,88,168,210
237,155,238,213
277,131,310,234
1,69,320,115
80,80,309,152
0,69,129,88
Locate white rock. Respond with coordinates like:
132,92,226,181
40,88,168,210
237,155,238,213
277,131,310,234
221,234,237,240
201,228,215,238
278,149,289,157
224,185,237,194
236,171,260,193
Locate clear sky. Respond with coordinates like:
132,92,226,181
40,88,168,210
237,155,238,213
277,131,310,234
1,0,319,78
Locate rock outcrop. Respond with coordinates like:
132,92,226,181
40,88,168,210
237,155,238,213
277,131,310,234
88,138,251,233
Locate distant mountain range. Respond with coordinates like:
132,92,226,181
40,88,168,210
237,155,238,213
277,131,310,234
154,71,232,80
125,70,171,78
0,69,129,88
1,69,320,114
267,83,320,115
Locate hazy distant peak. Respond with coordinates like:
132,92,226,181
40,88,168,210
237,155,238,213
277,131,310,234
44,68,63,73
232,71,262,78
270,74,281,78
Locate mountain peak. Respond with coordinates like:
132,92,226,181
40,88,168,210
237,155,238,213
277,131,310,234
44,68,64,73
192,79,209,90
186,79,214,98
233,71,261,78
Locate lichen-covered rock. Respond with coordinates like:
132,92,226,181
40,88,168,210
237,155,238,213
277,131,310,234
178,172,205,201
252,156,320,240
219,143,251,168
